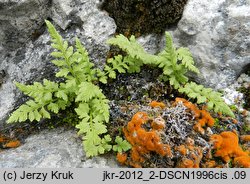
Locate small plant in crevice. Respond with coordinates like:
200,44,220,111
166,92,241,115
106,32,235,117
7,20,130,157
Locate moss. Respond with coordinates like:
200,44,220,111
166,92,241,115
101,0,188,36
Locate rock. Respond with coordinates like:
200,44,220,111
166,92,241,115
0,34,54,126
0,128,118,168
51,0,75,30
0,0,51,51
172,0,250,89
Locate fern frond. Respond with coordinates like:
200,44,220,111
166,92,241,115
75,82,103,102
15,80,58,101
123,56,144,73
75,94,110,157
45,20,64,51
7,100,50,123
177,47,200,74
179,82,235,117
91,98,110,123
156,32,188,88
96,69,108,84
113,136,131,153
73,38,97,82
107,34,157,66
83,133,112,157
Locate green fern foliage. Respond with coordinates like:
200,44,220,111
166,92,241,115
107,32,234,117
107,34,157,65
179,82,235,117
113,136,132,153
7,20,235,160
157,32,199,89
7,79,68,123
8,20,113,157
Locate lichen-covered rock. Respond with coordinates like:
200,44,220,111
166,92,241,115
101,0,188,35
0,128,118,168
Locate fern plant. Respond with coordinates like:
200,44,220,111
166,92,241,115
113,136,132,153
106,32,235,117
8,20,131,157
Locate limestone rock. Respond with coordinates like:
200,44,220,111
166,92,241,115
173,0,250,89
0,128,118,168
0,0,51,51
133,0,250,89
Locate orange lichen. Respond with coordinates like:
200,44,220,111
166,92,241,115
0,135,8,143
232,119,238,124
203,160,217,168
0,134,21,149
175,138,203,168
121,111,172,167
234,156,250,168
0,137,5,143
176,145,187,156
177,148,202,168
175,98,215,134
210,131,250,168
242,109,248,117
3,140,21,148
116,153,127,164
150,101,166,109
178,159,194,168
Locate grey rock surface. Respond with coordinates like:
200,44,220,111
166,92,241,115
0,0,51,51
173,0,250,89
0,34,54,127
0,128,118,168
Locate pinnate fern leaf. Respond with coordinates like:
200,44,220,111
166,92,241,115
7,100,49,123
107,34,157,66
75,82,103,102
8,21,113,158
74,81,110,157
179,82,235,117
177,47,200,74
113,136,132,153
